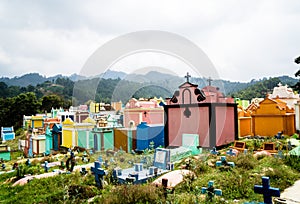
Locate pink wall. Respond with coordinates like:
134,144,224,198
124,109,164,128
168,106,210,147
216,106,235,146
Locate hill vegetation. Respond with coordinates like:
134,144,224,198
0,71,298,129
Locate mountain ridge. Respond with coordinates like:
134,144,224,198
0,70,297,96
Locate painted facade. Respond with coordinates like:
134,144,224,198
44,118,60,130
136,122,164,150
251,98,295,136
123,98,164,128
269,82,299,109
114,127,136,152
61,117,95,148
89,102,113,113
237,106,252,137
91,127,114,151
45,126,53,155
1,127,15,141
164,75,238,148
31,116,44,129
32,135,46,155
111,101,122,112
0,144,11,160
52,124,62,151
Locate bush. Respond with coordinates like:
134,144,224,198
15,128,24,137
284,156,300,172
99,184,165,204
232,154,256,170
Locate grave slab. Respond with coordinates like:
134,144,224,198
152,169,193,188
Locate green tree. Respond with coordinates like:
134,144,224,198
0,82,8,98
293,56,300,92
40,94,64,113
231,77,281,100
11,92,41,128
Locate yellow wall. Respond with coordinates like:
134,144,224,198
62,117,94,147
251,98,295,136
33,120,43,128
62,129,73,148
239,117,252,137
252,116,284,136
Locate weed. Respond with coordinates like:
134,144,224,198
231,154,256,170
98,184,165,204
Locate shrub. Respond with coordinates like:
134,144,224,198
231,154,256,170
99,184,165,204
284,155,300,172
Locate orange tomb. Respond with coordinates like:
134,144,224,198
251,97,295,136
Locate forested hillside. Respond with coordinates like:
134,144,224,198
0,71,298,129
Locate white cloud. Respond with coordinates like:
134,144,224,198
0,0,299,82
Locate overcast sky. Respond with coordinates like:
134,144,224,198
0,0,299,82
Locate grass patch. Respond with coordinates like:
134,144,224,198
0,149,299,203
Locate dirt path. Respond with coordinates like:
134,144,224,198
280,179,300,203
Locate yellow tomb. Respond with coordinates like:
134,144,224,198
251,98,295,136
62,117,95,148
237,106,252,137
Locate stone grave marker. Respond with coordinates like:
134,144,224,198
153,148,170,170
182,134,201,154
232,141,246,152
262,142,277,153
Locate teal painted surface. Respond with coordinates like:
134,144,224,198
92,128,114,151
104,131,114,150
182,134,200,154
92,132,101,151
77,130,87,148
45,135,52,155
0,151,11,161
127,129,132,152
45,127,52,154
89,132,94,150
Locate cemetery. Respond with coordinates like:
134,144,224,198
0,74,300,203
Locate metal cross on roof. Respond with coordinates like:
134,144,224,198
207,77,213,86
185,72,191,83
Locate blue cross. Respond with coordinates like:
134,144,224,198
110,157,116,163
226,148,236,156
210,147,219,155
274,150,283,159
44,161,49,172
254,176,280,204
98,156,103,163
216,156,235,167
1,163,5,170
25,159,31,166
91,161,106,188
201,181,222,201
